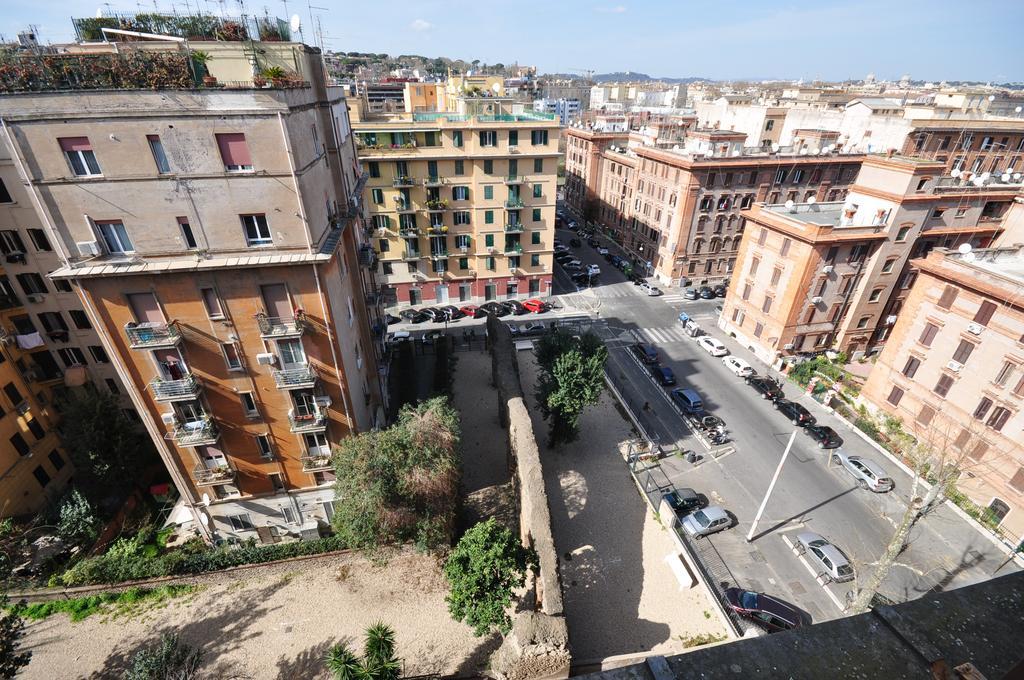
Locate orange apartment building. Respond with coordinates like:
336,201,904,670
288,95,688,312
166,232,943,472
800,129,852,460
719,155,1017,363
860,245,1024,539
902,119,1024,176
0,40,383,541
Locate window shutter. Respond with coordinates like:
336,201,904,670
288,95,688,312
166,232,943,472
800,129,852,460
216,133,252,167
58,137,92,152
974,300,996,326
936,285,959,310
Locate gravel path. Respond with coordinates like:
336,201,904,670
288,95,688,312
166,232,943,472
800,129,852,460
519,354,728,663
19,550,496,679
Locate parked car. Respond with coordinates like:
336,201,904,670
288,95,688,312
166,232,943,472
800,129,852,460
398,308,425,323
724,588,806,633
587,237,600,247
564,260,583,270
774,400,816,426
631,342,659,364
520,322,547,336
681,505,732,539
571,272,593,286
504,300,528,315
697,336,730,357
419,307,446,322
383,313,401,326
663,488,703,516
650,364,677,386
522,298,547,313
460,304,483,319
479,301,510,318
386,330,411,345
597,247,609,256
722,355,755,377
569,238,582,247
831,451,894,492
713,284,727,298
640,282,662,296
554,245,570,255
421,330,445,345
683,287,699,300
746,375,784,401
670,387,704,415
555,253,574,264
586,264,601,275
795,531,855,583
438,305,465,321
610,255,623,267
804,424,844,449
699,286,716,300
603,251,615,262
567,221,579,230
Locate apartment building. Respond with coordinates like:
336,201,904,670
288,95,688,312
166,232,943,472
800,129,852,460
350,96,560,308
0,264,71,517
719,155,1016,362
859,246,1024,538
533,98,581,126
0,38,383,541
565,125,863,286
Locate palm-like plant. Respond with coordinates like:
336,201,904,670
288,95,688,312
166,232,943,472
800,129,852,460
325,623,401,680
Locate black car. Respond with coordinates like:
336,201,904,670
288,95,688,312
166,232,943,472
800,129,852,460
699,286,715,299
479,301,511,318
603,252,615,262
555,252,574,262
630,274,647,285
804,424,843,449
663,488,703,515
746,375,784,401
724,588,807,633
438,305,465,321
650,364,677,386
683,288,699,300
712,285,727,298
774,399,816,426
631,342,659,364
504,300,529,315
399,309,431,324
383,313,401,326
569,238,582,247
420,307,446,322
571,272,593,286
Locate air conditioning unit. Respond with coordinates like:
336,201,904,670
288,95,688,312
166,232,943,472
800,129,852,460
160,412,178,426
811,296,824,304
5,251,26,264
966,322,984,336
946,360,963,373
314,395,332,407
459,246,469,253
783,343,794,350
76,240,102,257
885,315,898,325
822,265,834,273
256,352,277,366
508,145,519,154
25,293,44,303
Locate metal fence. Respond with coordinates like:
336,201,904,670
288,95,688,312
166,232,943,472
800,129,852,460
73,12,291,43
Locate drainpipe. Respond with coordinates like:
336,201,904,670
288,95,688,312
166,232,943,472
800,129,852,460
277,112,355,432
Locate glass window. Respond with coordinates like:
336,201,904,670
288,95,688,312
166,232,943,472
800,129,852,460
531,231,540,244
368,161,380,178
484,186,493,200
485,234,494,248
58,137,101,176
27,229,52,252
452,130,463,147
534,158,543,173
484,159,493,174
533,208,542,222
454,159,464,175
452,186,469,201
97,221,134,254
177,217,198,249
485,211,494,225
201,287,223,318
215,133,253,171
222,343,243,370
147,135,170,173
533,184,542,198
241,214,272,246
531,254,540,266
371,188,384,204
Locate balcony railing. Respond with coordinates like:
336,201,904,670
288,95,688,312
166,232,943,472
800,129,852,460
504,199,525,209
504,223,525,232
504,245,524,255
272,365,317,390
403,250,421,260
150,374,202,402
289,409,327,433
503,176,526,185
301,447,333,471
392,176,418,187
358,245,378,268
426,225,448,235
192,463,236,486
423,176,447,187
125,321,181,349
167,418,219,447
256,313,306,339
425,199,449,211
429,249,450,258
394,200,416,213
0,293,22,310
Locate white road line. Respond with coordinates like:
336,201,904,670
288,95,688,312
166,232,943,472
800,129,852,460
780,535,846,613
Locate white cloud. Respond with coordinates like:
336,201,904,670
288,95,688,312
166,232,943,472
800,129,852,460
595,5,627,13
410,19,433,31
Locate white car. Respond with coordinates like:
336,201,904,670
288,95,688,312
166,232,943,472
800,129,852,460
639,282,662,296
564,259,583,270
722,355,754,377
586,264,601,275
698,336,729,357
597,247,609,256
830,451,894,493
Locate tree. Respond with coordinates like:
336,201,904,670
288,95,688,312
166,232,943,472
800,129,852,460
331,397,461,551
325,623,401,680
0,595,31,679
444,519,534,636
581,197,600,225
58,391,157,502
535,330,608,445
57,489,98,545
122,633,202,680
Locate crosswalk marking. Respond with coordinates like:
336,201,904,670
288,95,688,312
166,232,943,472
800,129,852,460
638,326,688,343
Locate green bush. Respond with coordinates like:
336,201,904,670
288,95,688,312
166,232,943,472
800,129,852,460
15,585,193,622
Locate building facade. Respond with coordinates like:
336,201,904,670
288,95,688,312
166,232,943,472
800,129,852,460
351,96,560,308
859,246,1024,538
533,98,581,126
0,40,383,541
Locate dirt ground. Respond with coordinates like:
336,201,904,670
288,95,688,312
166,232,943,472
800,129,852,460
19,550,497,679
519,354,728,664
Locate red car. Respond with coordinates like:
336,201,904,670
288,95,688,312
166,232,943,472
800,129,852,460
460,304,483,319
522,298,547,313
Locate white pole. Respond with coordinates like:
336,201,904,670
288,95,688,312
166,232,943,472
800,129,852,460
746,430,797,542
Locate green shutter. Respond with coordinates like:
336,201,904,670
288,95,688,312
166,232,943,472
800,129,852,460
533,184,542,198
459,257,468,269
534,158,543,173
485,234,494,247
484,186,493,199
509,130,518,146
532,208,541,222
531,231,540,244
485,211,494,225
531,254,540,266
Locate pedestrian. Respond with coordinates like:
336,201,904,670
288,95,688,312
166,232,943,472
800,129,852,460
642,401,650,411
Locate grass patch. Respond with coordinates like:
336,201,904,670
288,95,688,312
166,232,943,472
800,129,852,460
679,632,728,648
14,585,196,622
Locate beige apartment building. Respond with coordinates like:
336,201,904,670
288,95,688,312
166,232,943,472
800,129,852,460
860,246,1024,538
0,37,383,540
718,155,1017,363
350,95,560,307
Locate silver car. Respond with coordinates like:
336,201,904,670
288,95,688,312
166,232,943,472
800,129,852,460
831,451,894,493
796,531,854,583
680,505,731,539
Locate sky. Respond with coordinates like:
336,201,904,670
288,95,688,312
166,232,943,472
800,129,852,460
4,0,1023,83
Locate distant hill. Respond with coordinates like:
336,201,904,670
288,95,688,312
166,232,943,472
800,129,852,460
593,72,710,84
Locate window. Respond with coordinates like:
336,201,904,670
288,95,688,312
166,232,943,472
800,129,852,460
27,229,51,252
934,374,954,397
201,287,224,318
454,211,471,225
97,221,134,254
531,130,549,145
856,316,870,329
932,208,946,220
758,228,767,246
531,231,541,245
973,397,992,420
257,434,274,460
452,186,469,201
765,119,775,131
228,514,254,531
69,310,91,329
974,300,997,326
484,186,493,200
53,277,72,293
241,214,272,246
88,346,109,363
753,322,764,338
454,159,464,176
59,137,101,176
534,158,544,173
780,238,790,256
484,159,493,174
742,283,751,300
236,391,258,417
371,188,384,205
0,178,11,203
479,131,497,147
1014,374,1024,398
280,506,297,524
868,288,883,303
16,273,46,296
770,267,782,286
887,386,904,406
762,296,773,313
0,230,25,256
485,211,494,225
484,234,494,248
48,450,66,471
533,184,542,198
895,226,912,242
171,216,199,250
902,356,921,378
508,130,518,146
994,361,1016,387
987,406,1011,431
486,256,496,271
57,347,86,367
774,168,788,184
749,257,760,276
215,133,253,171
532,208,542,222
531,254,540,266
32,465,51,488
952,339,975,364
918,322,939,347
367,161,380,178
222,343,243,370
147,135,170,173
452,130,463,147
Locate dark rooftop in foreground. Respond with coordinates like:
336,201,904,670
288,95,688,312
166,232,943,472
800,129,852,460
584,570,1024,680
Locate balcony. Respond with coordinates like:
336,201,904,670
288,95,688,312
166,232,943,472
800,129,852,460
402,250,422,260
504,245,524,255
392,176,418,188
504,223,525,233
150,374,202,402
429,249,450,259
166,418,219,447
289,409,327,433
125,321,181,349
426,225,448,235
301,447,333,472
503,176,527,185
394,199,416,213
272,365,318,390
504,199,525,209
425,199,449,212
423,176,447,187
256,313,307,339
192,463,236,487
358,244,378,269
400,227,420,238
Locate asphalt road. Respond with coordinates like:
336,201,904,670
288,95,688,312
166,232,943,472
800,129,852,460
552,207,1019,625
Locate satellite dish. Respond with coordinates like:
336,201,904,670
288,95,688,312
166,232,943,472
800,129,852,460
1016,106,1023,113
1014,173,1022,181
958,243,972,254
807,196,817,205
964,252,976,263
973,176,985,186
1001,173,1011,182
981,171,991,180
950,168,962,178
771,143,781,152
785,199,796,211
988,95,995,101
96,7,103,17
201,492,211,506
799,148,809,155
492,83,501,93
290,14,302,33
732,149,741,156
200,513,209,525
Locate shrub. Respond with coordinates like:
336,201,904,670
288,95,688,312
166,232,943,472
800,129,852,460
57,490,99,546
124,633,203,680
